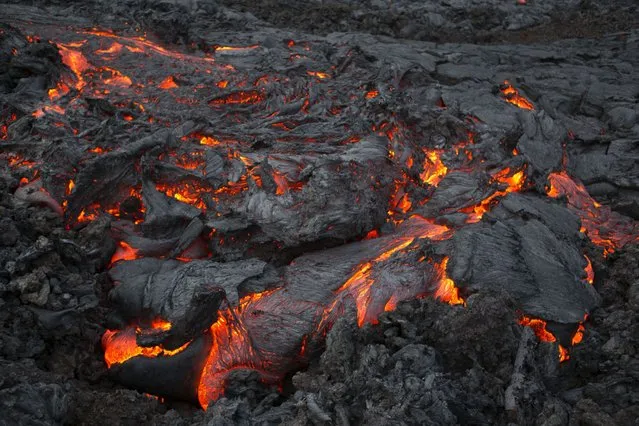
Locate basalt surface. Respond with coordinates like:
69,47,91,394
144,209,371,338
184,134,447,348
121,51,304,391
1,1,638,425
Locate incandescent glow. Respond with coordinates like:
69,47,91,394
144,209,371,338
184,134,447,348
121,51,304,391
584,256,594,285
158,76,178,89
110,241,139,265
434,257,465,306
501,81,534,110
307,71,330,79
420,149,448,187
209,91,265,106
102,326,189,368
547,171,639,256
519,316,570,362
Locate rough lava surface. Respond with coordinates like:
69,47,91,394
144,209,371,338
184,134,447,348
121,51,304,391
1,0,638,425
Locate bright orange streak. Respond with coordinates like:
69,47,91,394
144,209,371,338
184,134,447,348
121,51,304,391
66,180,75,195
101,67,132,87
307,71,330,79
214,45,259,53
463,168,525,223
96,42,123,55
209,91,265,106
584,256,594,284
82,30,216,63
325,218,453,328
150,318,172,331
501,81,534,110
434,257,465,306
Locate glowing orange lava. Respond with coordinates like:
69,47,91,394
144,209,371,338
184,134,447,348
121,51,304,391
158,76,178,89
322,218,454,328
501,81,534,110
462,168,525,223
365,90,379,99
420,149,448,187
307,71,330,79
156,182,209,210
547,171,639,256
110,241,139,265
584,256,594,284
102,326,189,368
214,45,259,53
434,257,465,306
519,316,570,362
58,44,91,90
209,91,265,106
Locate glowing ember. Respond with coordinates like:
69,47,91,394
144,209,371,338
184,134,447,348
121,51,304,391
365,90,379,99
158,76,178,89
48,82,70,101
209,91,265,106
307,71,330,79
156,182,209,210
66,179,75,195
500,80,534,110
198,136,221,146
571,324,585,345
214,45,259,53
77,209,98,223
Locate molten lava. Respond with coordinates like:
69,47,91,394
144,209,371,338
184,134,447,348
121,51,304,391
102,326,189,368
209,91,264,106
110,241,139,265
547,171,639,256
584,255,594,285
462,167,525,223
420,149,448,187
158,76,178,89
519,316,570,362
434,257,465,306
501,80,534,110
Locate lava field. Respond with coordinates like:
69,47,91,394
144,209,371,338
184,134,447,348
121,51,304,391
1,0,638,424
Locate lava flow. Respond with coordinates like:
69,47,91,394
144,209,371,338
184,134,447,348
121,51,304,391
4,16,634,412
547,171,639,256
